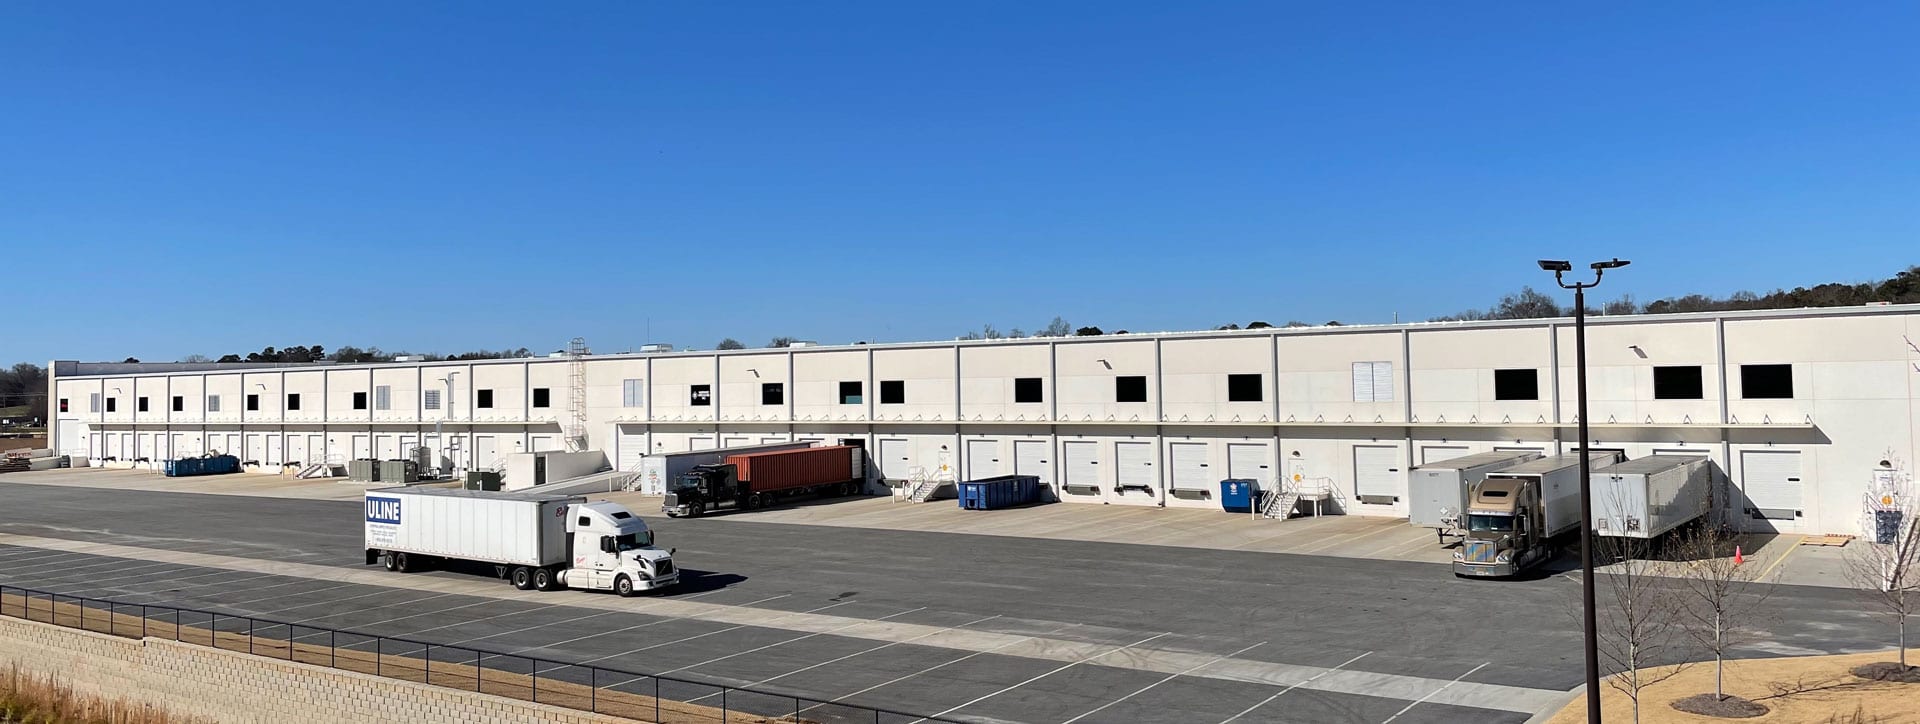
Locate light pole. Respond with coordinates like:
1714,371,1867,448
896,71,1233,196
1539,257,1629,724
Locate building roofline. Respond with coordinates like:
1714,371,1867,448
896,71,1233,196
51,301,1920,379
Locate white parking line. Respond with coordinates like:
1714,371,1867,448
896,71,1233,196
1381,661,1488,723
434,586,728,647
918,632,1173,722
0,549,86,566
572,599,860,664
0,555,136,578
285,595,497,627
1061,642,1267,724
734,614,1001,692
1219,651,1373,724
799,622,1083,716
473,593,792,665
669,607,930,697
255,588,457,617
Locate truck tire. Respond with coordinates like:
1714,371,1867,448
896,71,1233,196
392,552,413,573
533,567,556,591
510,566,534,590
746,493,762,510
381,552,398,572
614,574,636,597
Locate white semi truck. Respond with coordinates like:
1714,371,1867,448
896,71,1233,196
363,487,677,596
1453,452,1624,578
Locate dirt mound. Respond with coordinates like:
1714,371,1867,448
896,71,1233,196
1851,662,1920,683
1669,693,1768,718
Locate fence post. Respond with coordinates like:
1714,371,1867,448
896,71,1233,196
590,667,596,713
141,605,147,639
248,617,254,655
475,650,482,693
330,630,336,669
425,643,433,685
376,637,382,677
531,661,538,704
655,676,661,723
723,688,729,723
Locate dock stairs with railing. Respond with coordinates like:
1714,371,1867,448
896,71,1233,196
903,465,957,503
1261,476,1342,520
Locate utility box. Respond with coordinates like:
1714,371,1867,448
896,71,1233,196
464,471,503,491
348,459,381,483
957,475,1042,510
1219,479,1258,513
381,459,420,484
1409,451,1543,531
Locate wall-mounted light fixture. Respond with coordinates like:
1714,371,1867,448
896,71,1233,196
1097,359,1112,369
1628,345,1647,359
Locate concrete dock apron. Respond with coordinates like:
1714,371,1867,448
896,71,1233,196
0,533,1564,715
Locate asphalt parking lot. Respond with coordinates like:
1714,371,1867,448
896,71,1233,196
0,473,1894,723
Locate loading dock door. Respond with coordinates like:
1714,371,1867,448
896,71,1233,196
690,436,714,451
1169,442,1210,494
1741,450,1803,520
1014,440,1052,485
288,435,306,467
761,436,787,444
1115,441,1156,495
1227,443,1270,488
1353,445,1402,503
352,435,371,460
1421,445,1470,465
475,436,498,471
723,436,750,447
266,436,282,466
878,439,911,479
618,427,647,471
1062,441,1100,497
57,420,80,456
375,435,398,459
966,440,1000,479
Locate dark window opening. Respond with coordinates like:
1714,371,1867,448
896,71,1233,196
690,384,712,406
879,380,905,405
1014,377,1043,404
532,388,551,408
59,398,68,413
839,381,863,405
1116,376,1148,403
353,392,368,410
246,394,259,411
761,382,784,405
1652,366,1704,400
476,389,494,408
171,396,183,412
106,398,117,413
137,397,149,412
287,393,301,411
1493,369,1539,401
1740,364,1793,399
1227,374,1263,402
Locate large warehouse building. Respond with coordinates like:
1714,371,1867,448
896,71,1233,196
48,303,1920,537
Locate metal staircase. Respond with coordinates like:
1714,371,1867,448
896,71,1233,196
565,337,590,452
904,464,955,503
1261,486,1300,519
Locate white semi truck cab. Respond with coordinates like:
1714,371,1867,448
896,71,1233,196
363,488,678,596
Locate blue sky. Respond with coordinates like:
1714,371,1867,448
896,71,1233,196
3,2,1915,364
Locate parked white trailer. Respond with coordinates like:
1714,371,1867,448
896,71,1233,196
1408,450,1543,534
1591,455,1714,539
362,487,677,596
631,441,814,495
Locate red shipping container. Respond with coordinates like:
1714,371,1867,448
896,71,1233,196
726,446,859,492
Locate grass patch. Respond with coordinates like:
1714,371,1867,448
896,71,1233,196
1,664,207,724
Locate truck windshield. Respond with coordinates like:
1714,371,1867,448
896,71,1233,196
614,531,653,550
673,477,700,491
1467,514,1515,533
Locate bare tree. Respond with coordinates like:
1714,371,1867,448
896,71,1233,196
767,336,798,348
1593,533,1692,722
179,354,212,363
1671,515,1775,703
1601,295,1640,316
715,338,746,350
1845,456,1920,673
1038,317,1073,337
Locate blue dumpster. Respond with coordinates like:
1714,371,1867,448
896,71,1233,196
1220,479,1258,513
166,455,241,478
957,475,1042,510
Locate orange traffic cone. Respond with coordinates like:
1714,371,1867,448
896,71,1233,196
1734,545,1744,565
